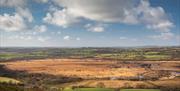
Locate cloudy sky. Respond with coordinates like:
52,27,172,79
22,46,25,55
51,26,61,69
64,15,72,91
0,0,179,47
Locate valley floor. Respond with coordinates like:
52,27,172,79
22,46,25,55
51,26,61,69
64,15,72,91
0,59,180,89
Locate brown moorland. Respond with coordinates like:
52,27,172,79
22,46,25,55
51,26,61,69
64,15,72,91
2,59,180,79
1,59,180,88
2,59,147,79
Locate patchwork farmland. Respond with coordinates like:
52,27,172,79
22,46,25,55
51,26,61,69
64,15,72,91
0,47,180,91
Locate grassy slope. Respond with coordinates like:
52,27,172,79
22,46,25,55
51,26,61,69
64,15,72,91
75,88,114,91
63,87,114,91
63,88,160,91
121,89,160,91
0,77,21,84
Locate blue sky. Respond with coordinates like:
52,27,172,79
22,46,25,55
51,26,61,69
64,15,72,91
0,0,179,47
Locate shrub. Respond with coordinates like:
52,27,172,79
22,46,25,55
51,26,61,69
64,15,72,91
96,82,105,88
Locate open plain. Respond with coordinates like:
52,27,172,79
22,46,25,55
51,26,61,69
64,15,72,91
1,58,180,89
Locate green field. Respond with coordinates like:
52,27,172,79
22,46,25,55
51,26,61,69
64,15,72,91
63,88,160,91
0,77,21,84
121,89,160,91
63,88,115,91
63,87,73,91
75,88,114,91
0,47,179,61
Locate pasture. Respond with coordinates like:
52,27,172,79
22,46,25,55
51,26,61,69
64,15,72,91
0,77,21,84
121,89,160,91
62,88,160,91
63,88,114,91
0,47,179,90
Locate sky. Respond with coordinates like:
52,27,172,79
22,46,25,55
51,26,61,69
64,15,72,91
0,0,179,47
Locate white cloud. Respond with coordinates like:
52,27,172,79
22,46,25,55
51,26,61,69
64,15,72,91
150,32,174,40
20,31,37,36
50,31,61,35
76,37,80,41
0,0,26,7
0,0,33,23
85,24,105,32
137,0,173,32
34,0,48,3
120,37,127,40
119,37,139,42
37,36,50,42
63,36,80,41
8,34,51,42
52,0,137,23
9,35,32,40
57,31,61,34
48,0,173,32
16,7,33,22
63,35,70,40
0,13,26,31
91,26,104,32
1,0,174,34
19,36,32,40
0,0,33,35
34,25,47,33
43,8,79,28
